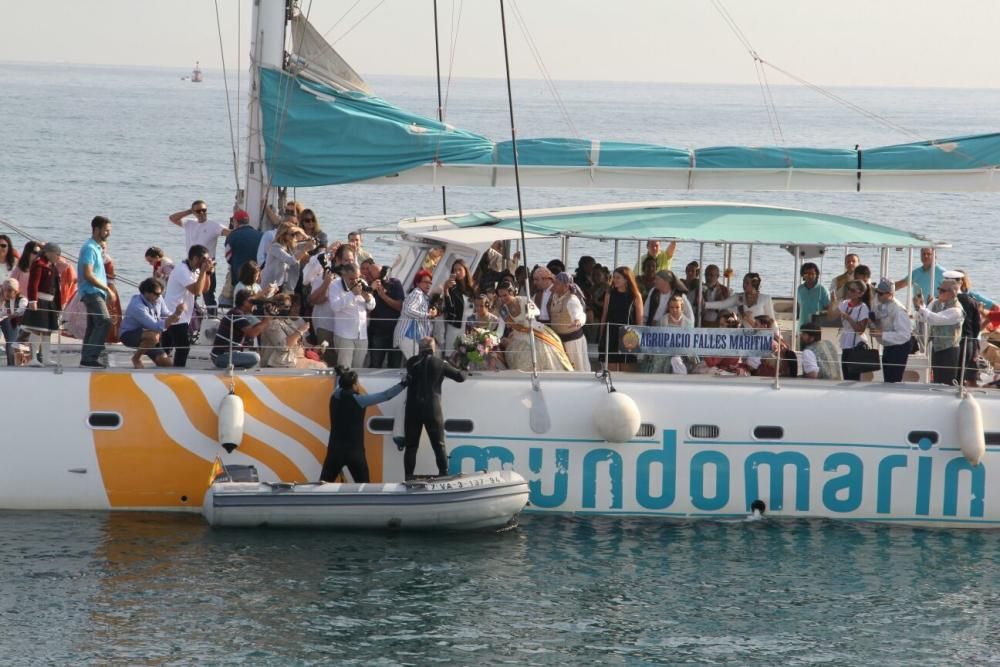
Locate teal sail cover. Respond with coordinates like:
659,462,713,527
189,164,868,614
258,67,494,186
259,66,1000,187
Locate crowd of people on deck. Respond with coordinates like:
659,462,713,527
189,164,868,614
0,200,998,387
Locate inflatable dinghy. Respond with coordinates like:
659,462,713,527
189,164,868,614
203,468,529,531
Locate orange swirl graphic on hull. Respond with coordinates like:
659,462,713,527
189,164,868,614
90,374,210,509
156,374,307,482
91,373,389,509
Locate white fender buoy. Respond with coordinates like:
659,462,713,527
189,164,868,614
219,392,245,454
593,391,641,443
957,394,986,466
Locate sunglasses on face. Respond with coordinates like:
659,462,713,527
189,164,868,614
0,244,7,248
195,208,208,214
147,291,163,297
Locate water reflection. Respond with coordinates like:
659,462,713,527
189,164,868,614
1,511,999,664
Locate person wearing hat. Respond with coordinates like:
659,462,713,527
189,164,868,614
22,242,63,366
549,272,591,371
914,278,965,385
870,278,913,383
222,209,261,310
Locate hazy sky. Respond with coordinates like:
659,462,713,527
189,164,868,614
2,0,999,87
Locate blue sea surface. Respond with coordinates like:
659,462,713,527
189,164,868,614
2,63,1000,663
2,511,999,665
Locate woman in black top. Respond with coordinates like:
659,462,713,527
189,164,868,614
600,266,644,371
441,259,476,355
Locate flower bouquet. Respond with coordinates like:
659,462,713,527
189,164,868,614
453,327,501,370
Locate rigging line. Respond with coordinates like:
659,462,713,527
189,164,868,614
433,0,447,215
753,60,783,146
442,0,464,118
510,0,580,139
0,217,140,289
214,0,241,191
711,0,924,141
498,0,538,382
760,60,924,140
322,0,363,39
759,63,785,144
332,0,387,46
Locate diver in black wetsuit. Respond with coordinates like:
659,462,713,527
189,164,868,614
320,368,406,483
403,337,467,479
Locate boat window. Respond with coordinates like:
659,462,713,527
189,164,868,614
753,425,784,440
444,419,474,434
689,425,720,439
985,433,1000,446
87,412,122,430
907,431,939,445
367,417,394,433
635,423,656,438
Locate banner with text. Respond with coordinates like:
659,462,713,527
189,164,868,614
621,326,775,357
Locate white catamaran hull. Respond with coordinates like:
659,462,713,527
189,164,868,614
2,368,998,528
203,471,529,530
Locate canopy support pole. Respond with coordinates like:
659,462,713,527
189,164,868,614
791,247,801,350
613,240,619,268
696,242,705,327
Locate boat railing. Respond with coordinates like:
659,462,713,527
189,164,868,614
0,311,992,384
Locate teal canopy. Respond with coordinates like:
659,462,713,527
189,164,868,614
259,67,494,186
259,66,1000,190
441,202,941,248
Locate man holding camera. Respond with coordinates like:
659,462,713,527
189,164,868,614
327,262,375,368
163,244,214,367
361,258,404,369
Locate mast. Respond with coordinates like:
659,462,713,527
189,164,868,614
432,0,447,215
245,0,289,230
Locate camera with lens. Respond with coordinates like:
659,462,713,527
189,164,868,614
357,278,373,294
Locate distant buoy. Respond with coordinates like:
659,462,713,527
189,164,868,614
593,391,641,443
219,392,245,454
957,394,986,466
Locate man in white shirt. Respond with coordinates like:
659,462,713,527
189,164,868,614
169,200,230,314
163,244,213,367
327,263,375,368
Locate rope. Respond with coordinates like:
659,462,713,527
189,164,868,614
498,0,539,383
509,0,581,140
710,0,924,142
442,0,464,119
0,216,139,289
214,0,241,192
322,0,363,39
332,0,387,45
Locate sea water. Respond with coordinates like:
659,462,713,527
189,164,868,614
2,63,1000,663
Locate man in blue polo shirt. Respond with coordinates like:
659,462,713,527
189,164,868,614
77,215,112,368
895,247,943,302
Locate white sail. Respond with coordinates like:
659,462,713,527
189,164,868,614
288,15,371,95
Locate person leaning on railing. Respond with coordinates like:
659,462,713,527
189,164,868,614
869,278,912,383
361,258,404,369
